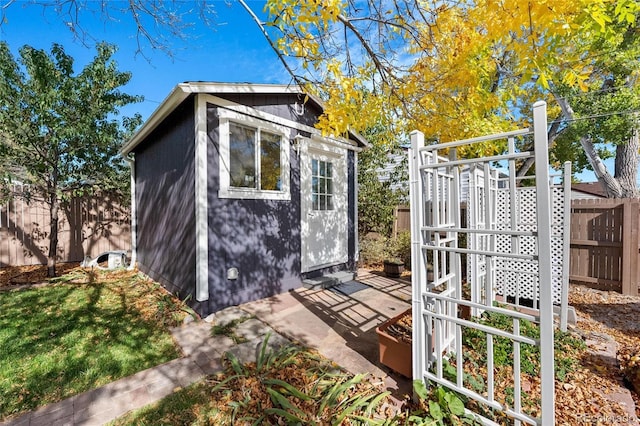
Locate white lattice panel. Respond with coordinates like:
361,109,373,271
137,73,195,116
469,177,567,306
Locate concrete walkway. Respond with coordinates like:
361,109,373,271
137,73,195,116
0,270,411,426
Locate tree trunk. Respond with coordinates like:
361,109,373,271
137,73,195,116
48,192,59,278
578,135,624,198
613,128,639,198
553,94,626,198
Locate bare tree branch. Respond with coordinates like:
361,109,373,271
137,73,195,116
2,0,218,60
238,0,304,89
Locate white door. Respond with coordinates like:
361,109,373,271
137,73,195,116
300,139,348,272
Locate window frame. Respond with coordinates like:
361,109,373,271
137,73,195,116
311,158,334,211
218,108,291,200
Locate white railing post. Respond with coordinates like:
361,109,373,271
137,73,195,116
533,101,555,425
410,130,426,382
560,161,572,332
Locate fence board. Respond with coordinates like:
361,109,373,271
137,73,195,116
570,198,640,295
0,184,131,267
392,205,411,237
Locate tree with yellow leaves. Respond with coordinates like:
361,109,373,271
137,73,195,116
260,0,640,197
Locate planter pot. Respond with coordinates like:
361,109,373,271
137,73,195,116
383,261,404,278
376,308,412,378
458,304,471,320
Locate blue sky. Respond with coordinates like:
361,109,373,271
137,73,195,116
0,1,288,122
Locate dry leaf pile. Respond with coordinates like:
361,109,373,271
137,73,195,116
207,347,394,425
0,263,77,287
569,285,640,424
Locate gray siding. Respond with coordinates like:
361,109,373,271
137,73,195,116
219,93,321,128
134,99,199,307
205,105,303,314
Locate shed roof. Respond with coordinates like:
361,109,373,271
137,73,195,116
571,182,606,198
120,82,368,155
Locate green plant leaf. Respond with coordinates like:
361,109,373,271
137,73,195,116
224,351,245,375
364,391,391,414
428,400,443,421
444,392,466,416
413,379,429,400
263,378,312,401
210,375,240,392
256,332,272,372
266,387,308,419
264,407,306,424
320,374,365,412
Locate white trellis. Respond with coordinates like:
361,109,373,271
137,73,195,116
467,161,571,330
409,101,557,425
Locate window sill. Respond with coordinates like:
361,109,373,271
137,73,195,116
218,188,291,201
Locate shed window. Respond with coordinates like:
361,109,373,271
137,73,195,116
229,123,282,191
311,159,334,210
218,108,291,200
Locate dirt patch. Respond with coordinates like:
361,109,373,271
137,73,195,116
0,263,79,288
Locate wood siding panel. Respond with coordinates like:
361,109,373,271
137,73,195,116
221,93,321,128
205,107,303,314
393,205,411,237
134,99,197,303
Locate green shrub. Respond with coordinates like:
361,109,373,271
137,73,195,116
395,231,412,269
359,233,389,266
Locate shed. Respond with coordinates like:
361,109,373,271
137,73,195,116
120,82,367,316
571,182,607,200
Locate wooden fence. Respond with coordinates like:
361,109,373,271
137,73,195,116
570,198,640,295
1,184,131,267
392,205,410,237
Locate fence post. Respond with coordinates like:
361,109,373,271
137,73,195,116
622,199,640,295
533,100,555,426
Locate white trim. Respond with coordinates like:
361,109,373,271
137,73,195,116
195,94,209,302
354,149,359,266
125,156,137,270
204,94,361,151
120,85,191,155
121,82,368,156
217,108,292,201
309,133,363,152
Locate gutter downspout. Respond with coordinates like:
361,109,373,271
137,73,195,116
125,155,137,270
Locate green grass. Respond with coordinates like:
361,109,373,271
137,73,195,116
0,268,186,420
110,380,217,426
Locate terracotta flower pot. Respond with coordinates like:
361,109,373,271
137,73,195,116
376,308,413,378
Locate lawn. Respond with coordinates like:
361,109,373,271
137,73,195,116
0,266,190,420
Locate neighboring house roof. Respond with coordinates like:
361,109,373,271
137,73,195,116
120,82,368,155
571,182,606,198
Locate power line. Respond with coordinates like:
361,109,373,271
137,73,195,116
552,86,627,101
548,108,640,126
